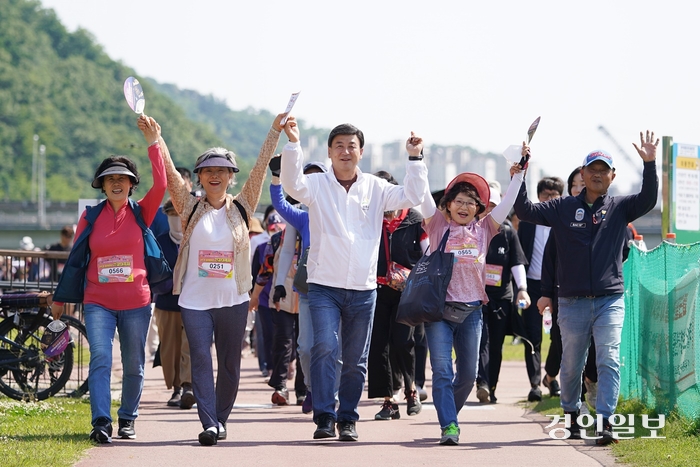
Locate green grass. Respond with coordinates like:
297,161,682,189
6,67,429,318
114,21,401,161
0,397,96,467
515,332,700,466
501,332,552,361
527,395,700,466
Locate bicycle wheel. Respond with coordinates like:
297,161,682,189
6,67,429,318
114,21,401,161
0,310,74,401
60,315,89,397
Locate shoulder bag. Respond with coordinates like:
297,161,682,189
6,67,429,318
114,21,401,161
292,246,310,295
396,229,453,326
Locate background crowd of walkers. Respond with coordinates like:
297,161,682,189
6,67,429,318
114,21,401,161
49,110,659,447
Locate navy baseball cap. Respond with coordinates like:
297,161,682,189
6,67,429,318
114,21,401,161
583,150,614,169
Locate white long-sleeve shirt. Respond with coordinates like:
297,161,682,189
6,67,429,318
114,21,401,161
280,141,429,290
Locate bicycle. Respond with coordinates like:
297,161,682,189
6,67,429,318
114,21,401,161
0,292,89,401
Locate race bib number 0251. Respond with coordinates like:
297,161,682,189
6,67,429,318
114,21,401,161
198,250,233,279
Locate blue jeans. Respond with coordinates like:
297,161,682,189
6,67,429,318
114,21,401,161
84,303,152,425
297,296,313,390
308,284,376,423
425,308,482,429
557,294,624,418
297,295,342,393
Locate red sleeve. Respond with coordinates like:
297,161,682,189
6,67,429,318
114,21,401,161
74,209,89,240
137,144,167,225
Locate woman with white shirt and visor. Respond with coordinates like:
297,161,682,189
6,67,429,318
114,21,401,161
419,145,527,445
148,113,285,446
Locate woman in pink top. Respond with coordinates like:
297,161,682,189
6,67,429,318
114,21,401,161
51,116,166,444
420,147,526,446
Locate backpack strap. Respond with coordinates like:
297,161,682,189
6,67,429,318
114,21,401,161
233,199,249,230
129,199,148,231
186,200,200,229
185,199,249,230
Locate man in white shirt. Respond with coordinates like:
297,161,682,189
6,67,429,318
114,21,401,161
280,117,429,441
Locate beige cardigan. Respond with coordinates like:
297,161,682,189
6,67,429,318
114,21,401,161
158,127,281,296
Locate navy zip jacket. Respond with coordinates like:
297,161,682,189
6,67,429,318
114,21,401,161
513,160,657,298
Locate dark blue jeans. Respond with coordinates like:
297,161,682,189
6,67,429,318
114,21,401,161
308,284,376,423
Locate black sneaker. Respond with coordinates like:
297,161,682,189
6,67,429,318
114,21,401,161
337,420,358,441
117,418,136,439
198,428,218,446
527,386,542,402
89,417,112,444
375,399,400,420
313,414,337,439
167,387,181,407
565,411,582,440
596,417,618,445
406,390,422,416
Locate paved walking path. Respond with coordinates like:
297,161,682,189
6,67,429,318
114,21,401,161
74,354,617,466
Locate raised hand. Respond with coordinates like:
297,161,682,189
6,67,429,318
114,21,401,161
509,162,524,178
269,154,282,177
272,113,287,132
283,115,300,143
137,115,161,144
406,131,423,158
632,130,659,162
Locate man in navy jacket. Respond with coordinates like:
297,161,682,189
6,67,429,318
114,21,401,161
513,131,659,445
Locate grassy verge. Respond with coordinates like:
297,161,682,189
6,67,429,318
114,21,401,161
0,397,95,467
527,396,700,466
510,335,700,466
501,332,551,362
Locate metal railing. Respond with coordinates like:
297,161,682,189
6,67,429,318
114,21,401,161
0,249,88,399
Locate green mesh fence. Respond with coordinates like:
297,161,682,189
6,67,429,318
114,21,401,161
621,241,700,419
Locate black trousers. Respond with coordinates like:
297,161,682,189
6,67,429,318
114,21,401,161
543,290,563,378
523,278,543,387
367,285,416,399
477,297,513,390
268,310,305,396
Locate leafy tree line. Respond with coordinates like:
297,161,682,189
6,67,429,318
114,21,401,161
0,0,330,205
